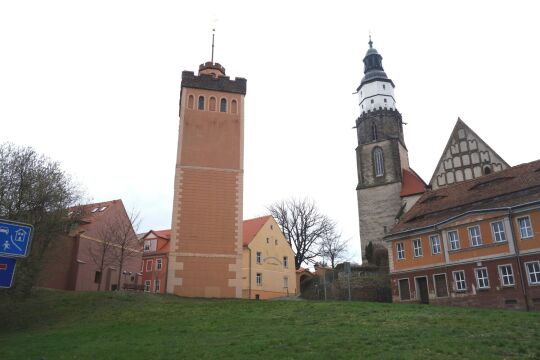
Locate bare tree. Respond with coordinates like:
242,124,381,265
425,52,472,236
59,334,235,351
90,214,117,291
109,209,140,290
0,143,83,296
319,228,348,269
268,198,335,270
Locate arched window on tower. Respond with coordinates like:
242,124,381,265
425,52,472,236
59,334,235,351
231,99,238,114
372,123,378,141
198,96,205,110
373,147,384,177
220,98,227,112
209,97,216,111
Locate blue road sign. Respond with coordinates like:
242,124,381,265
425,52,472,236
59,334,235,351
0,220,33,258
0,256,16,288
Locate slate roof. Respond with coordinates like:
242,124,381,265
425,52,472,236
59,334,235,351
390,159,540,235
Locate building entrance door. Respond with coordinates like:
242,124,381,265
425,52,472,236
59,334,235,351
416,277,429,304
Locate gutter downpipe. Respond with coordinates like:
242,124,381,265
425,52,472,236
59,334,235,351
508,208,530,311
248,247,252,299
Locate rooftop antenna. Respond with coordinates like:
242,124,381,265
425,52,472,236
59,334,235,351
211,28,215,63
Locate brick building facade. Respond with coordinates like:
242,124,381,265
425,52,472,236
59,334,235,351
385,160,540,310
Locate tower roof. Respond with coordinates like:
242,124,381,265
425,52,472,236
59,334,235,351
357,37,394,90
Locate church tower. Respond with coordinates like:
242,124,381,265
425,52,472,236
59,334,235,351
167,51,247,298
355,38,425,260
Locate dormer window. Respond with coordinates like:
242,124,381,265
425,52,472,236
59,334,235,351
99,206,107,212
91,207,99,213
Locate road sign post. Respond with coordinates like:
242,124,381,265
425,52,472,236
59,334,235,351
0,219,33,289
0,220,33,258
0,256,17,289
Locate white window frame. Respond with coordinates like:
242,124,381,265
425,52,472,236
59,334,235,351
283,256,288,268
452,270,466,291
397,278,411,301
144,280,151,292
525,261,540,285
156,258,162,271
256,272,262,286
396,242,405,260
517,216,533,239
475,267,490,289
490,221,507,243
448,230,460,251
430,234,441,255
468,225,482,247
283,276,288,288
145,259,153,272
143,241,151,252
498,264,515,287
412,238,422,257
154,279,160,292
256,251,261,264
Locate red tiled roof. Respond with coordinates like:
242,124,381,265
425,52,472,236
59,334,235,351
391,159,540,234
400,168,426,197
153,229,171,240
243,215,272,246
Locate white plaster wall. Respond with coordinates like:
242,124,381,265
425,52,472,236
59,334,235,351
359,81,396,112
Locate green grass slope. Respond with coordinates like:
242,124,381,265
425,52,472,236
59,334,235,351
0,289,539,359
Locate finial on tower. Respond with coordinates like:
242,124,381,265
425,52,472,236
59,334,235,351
211,28,215,64
368,34,373,49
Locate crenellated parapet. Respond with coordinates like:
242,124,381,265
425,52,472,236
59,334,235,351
182,70,247,95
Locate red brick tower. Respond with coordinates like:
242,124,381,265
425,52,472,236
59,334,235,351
166,59,247,298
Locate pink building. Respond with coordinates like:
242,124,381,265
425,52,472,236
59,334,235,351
38,199,142,291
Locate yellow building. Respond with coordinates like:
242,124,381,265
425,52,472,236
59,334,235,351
242,216,297,299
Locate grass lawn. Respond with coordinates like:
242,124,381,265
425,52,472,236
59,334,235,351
0,289,539,359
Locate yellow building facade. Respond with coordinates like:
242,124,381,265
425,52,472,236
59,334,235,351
242,216,297,299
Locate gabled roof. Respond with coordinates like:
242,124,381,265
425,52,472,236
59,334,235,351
429,118,509,190
141,229,171,253
390,159,540,235
400,168,426,197
243,216,272,246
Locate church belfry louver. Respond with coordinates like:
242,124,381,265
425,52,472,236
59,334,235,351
355,38,426,260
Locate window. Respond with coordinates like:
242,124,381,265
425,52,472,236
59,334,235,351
491,221,506,242
231,99,238,114
275,239,278,245
373,147,384,177
498,265,515,287
468,225,482,246
220,98,227,112
144,280,151,292
448,230,460,250
99,206,107,212
453,270,466,291
383,98,387,103
517,216,533,239
382,84,386,90
525,261,540,285
396,242,405,260
94,271,102,284
188,95,194,109
283,256,288,268
283,276,288,288
413,239,422,257
256,273,262,286
475,268,489,289
398,279,410,300
143,241,150,252
372,123,377,140
91,207,99,213
198,96,205,110
370,99,374,104
430,235,441,255
270,225,273,230
146,260,153,272
156,258,162,271
209,96,216,111
154,280,160,292
256,251,261,264
266,238,269,244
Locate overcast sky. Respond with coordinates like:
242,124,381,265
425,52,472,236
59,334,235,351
2,1,539,263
